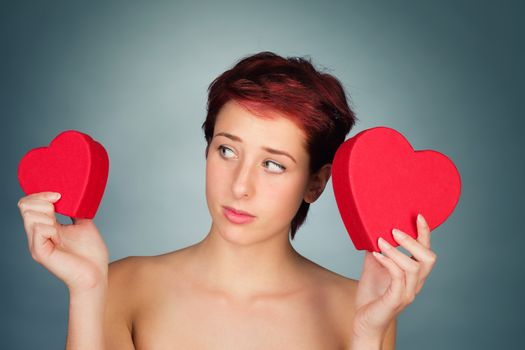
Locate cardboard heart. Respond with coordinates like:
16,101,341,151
331,126,461,252
18,130,109,219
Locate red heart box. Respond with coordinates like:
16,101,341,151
331,126,461,252
18,130,109,219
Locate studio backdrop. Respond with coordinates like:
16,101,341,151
1,1,523,349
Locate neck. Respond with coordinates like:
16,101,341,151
189,223,306,300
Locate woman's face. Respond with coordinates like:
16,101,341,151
205,100,313,245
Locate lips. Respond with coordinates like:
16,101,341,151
222,206,256,224
224,206,254,217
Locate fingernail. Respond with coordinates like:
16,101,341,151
378,237,391,250
372,251,384,259
417,214,426,225
392,228,406,240
53,193,61,200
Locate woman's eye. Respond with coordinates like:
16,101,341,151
264,160,286,173
218,145,236,159
217,145,285,173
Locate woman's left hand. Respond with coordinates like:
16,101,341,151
352,214,437,342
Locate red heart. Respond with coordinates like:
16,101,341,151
17,130,109,219
331,126,461,252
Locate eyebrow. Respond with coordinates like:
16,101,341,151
214,132,297,163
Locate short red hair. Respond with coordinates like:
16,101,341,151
202,51,357,239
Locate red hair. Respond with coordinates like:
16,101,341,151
202,51,357,239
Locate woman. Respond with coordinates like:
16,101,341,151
17,52,437,349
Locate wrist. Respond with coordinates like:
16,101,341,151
351,324,385,350
67,268,108,296
350,335,383,350
69,279,107,299
66,280,107,350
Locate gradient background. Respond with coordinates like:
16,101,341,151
1,1,523,349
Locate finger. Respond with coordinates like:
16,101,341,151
371,251,406,310
21,210,57,248
23,192,61,202
379,237,420,274
393,228,429,261
415,277,429,294
379,237,420,303
31,223,62,263
416,250,437,293
33,223,61,246
415,215,438,288
393,228,436,269
392,228,437,292
416,214,431,249
18,193,61,216
22,210,56,226
18,198,58,217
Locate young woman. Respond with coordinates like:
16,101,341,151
17,52,437,349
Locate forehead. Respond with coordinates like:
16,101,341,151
214,100,308,152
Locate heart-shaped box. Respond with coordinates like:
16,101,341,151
18,130,109,219
331,126,461,252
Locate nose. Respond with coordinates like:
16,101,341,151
231,159,256,199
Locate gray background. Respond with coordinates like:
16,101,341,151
1,0,523,349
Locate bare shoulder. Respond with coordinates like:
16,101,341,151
103,255,151,348
292,254,360,344
298,254,359,313
108,254,165,288
300,254,358,290
104,247,192,347
107,246,192,301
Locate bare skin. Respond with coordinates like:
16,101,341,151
107,245,360,350
16,190,392,349
18,100,408,349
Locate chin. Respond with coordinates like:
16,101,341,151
211,218,285,247
213,220,260,246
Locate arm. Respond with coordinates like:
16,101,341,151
349,318,396,350
66,258,135,350
18,192,134,350
381,318,397,350
350,214,436,350
66,259,137,349
103,258,137,349
66,284,108,350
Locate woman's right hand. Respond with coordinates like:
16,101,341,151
17,191,109,294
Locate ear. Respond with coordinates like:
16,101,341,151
304,164,332,204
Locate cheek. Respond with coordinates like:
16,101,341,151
260,174,308,217
205,156,227,199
